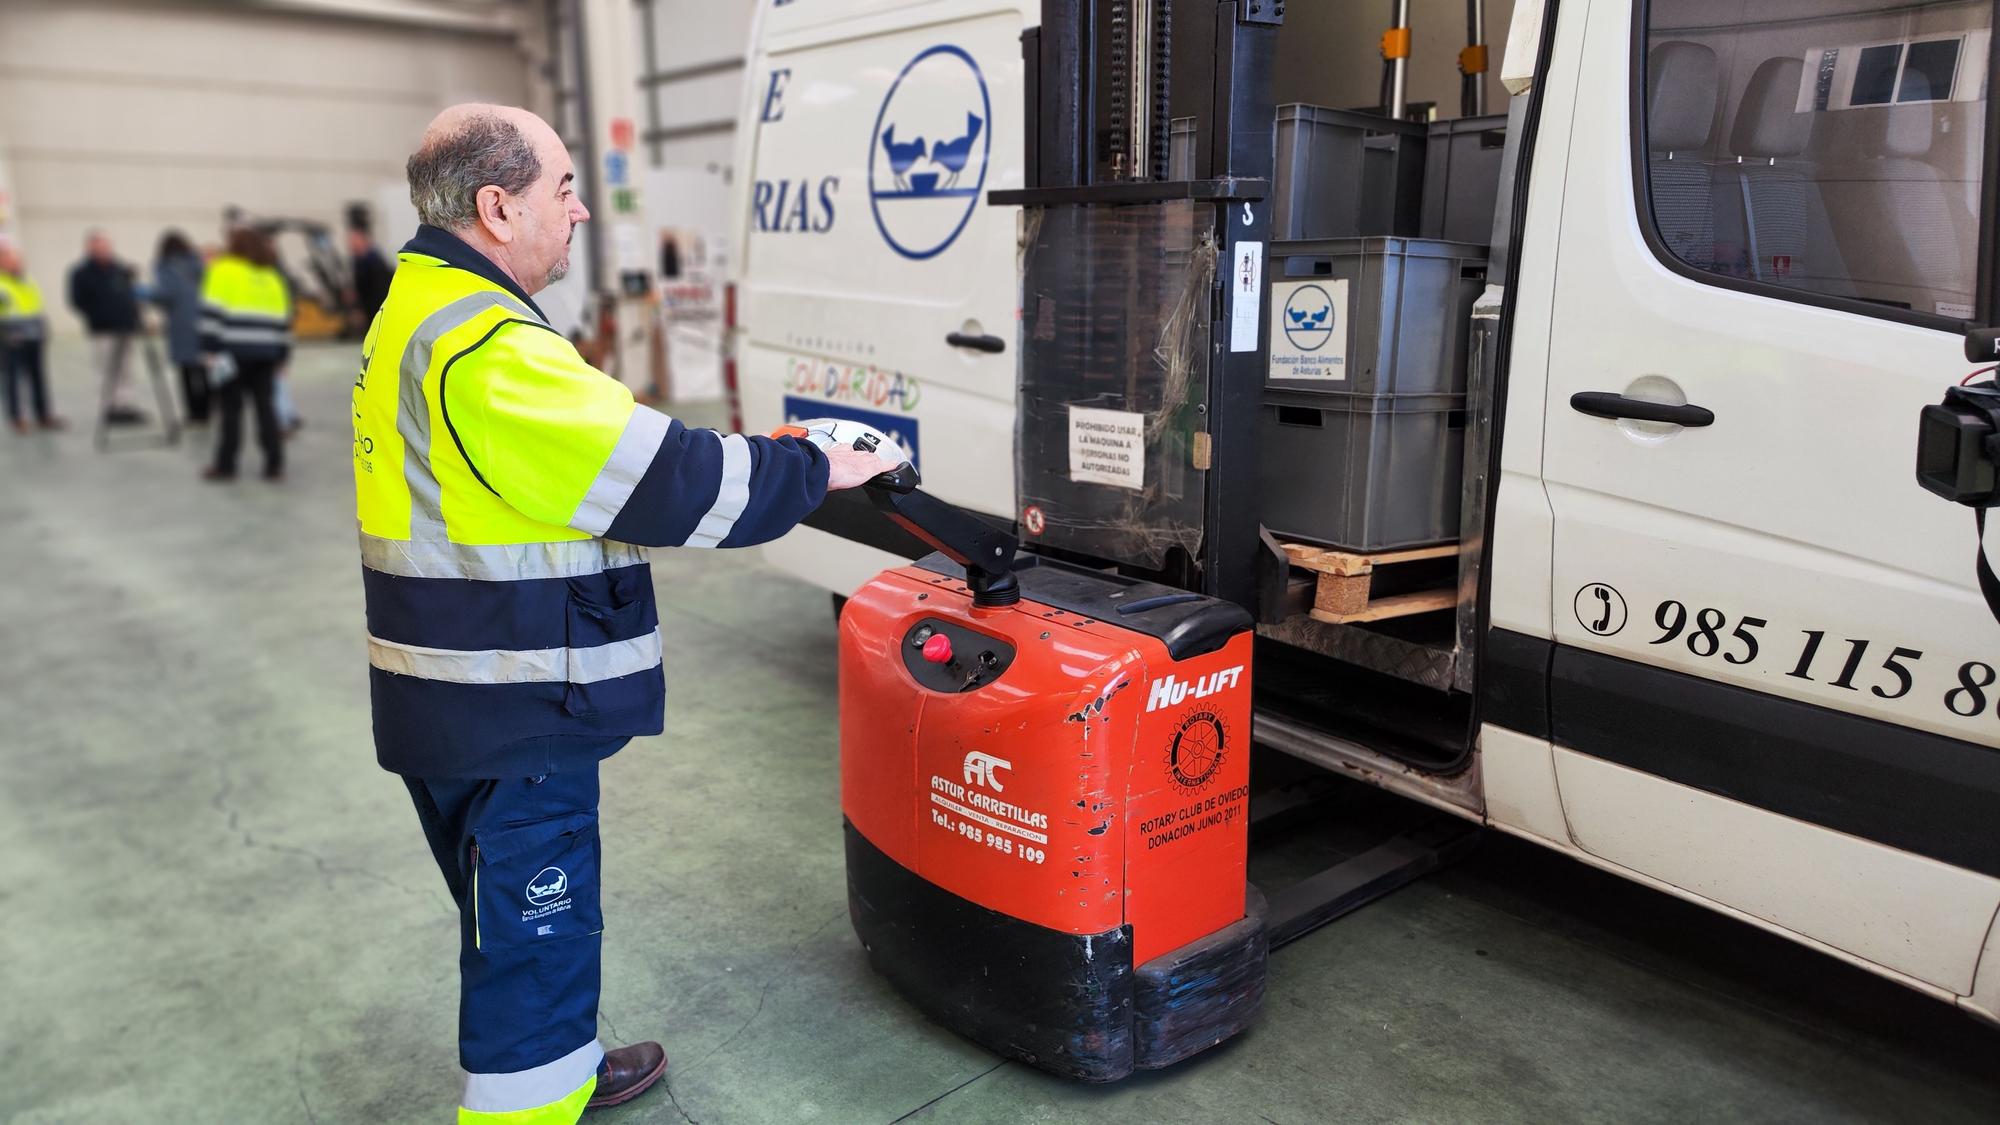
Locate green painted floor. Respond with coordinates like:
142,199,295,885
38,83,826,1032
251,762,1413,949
3,340,1997,1124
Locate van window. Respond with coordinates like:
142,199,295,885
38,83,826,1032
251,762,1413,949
1640,1,1991,322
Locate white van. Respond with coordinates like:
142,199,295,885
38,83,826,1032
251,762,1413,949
728,0,1034,598
733,0,2000,1027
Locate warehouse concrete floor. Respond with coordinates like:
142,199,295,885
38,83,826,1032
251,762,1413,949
4,340,1999,1125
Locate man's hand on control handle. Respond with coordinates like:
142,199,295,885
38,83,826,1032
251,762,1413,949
825,443,902,491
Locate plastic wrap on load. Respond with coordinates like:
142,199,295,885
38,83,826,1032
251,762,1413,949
1016,200,1216,572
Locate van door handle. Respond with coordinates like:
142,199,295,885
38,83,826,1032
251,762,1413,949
1569,392,1715,428
946,332,1007,354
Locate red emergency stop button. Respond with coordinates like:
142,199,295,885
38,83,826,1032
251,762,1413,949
922,633,954,664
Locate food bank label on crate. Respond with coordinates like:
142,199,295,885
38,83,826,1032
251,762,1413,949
1068,406,1145,490
1268,279,1349,382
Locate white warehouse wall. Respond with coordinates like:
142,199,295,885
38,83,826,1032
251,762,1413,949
639,0,755,164
637,0,756,199
0,0,534,333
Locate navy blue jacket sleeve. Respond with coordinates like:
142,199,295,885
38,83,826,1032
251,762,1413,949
603,420,830,549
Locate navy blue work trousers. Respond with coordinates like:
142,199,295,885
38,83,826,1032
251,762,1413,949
2,340,49,424
405,767,604,1077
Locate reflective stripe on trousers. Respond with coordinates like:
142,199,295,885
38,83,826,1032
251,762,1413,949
460,1039,601,1124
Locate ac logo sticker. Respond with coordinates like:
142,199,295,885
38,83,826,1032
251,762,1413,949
963,750,1011,792
1146,665,1245,713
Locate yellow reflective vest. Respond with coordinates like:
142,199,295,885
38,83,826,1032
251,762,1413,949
199,254,292,362
0,271,46,343
353,225,829,777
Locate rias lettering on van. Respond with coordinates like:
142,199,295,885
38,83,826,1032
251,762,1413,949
1146,666,1246,713
751,64,838,233
761,68,791,124
752,177,838,235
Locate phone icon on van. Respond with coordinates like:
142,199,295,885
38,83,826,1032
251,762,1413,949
1572,583,1628,637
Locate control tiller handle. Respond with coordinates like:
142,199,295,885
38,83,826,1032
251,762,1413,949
863,473,1021,607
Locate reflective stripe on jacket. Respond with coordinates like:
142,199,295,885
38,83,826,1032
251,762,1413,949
355,226,830,777
199,254,292,363
0,272,46,342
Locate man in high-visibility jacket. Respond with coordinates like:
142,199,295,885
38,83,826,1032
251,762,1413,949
356,104,893,1123
0,241,62,434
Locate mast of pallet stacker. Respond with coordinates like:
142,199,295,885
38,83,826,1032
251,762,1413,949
1385,0,1412,119
1462,0,1488,116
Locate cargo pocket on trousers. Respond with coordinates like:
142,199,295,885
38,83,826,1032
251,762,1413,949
563,583,655,718
470,811,603,951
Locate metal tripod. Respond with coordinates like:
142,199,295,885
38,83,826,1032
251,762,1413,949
93,330,183,452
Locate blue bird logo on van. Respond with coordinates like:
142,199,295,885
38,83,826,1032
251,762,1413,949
879,114,986,193
869,45,992,260
880,126,929,192
1282,285,1336,352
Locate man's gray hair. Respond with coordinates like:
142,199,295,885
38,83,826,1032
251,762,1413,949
407,113,542,230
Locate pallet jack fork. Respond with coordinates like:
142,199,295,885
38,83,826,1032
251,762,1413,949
1253,786,1484,951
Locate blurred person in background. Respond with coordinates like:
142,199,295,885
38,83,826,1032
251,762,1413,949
152,230,209,424
348,222,392,329
67,229,145,425
199,227,292,481
0,241,63,433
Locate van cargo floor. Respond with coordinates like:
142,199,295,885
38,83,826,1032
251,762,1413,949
1252,635,1469,771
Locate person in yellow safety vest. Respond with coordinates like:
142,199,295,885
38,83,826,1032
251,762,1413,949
199,226,293,481
0,241,63,434
357,104,895,1124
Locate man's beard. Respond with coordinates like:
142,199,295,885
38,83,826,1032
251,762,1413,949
542,224,576,286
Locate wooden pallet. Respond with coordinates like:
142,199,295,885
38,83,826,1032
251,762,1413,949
1282,542,1460,625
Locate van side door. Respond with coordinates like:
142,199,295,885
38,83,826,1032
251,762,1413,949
1537,0,2000,996
735,0,1031,531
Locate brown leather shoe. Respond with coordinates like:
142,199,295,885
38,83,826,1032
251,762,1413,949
587,1042,667,1109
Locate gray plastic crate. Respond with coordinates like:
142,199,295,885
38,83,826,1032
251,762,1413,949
1419,113,1509,245
1257,391,1467,552
1272,104,1427,240
1267,237,1486,398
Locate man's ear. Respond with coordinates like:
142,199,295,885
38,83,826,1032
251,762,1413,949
475,185,515,244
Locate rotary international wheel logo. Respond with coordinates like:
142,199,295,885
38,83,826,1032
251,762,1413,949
1168,710,1228,793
